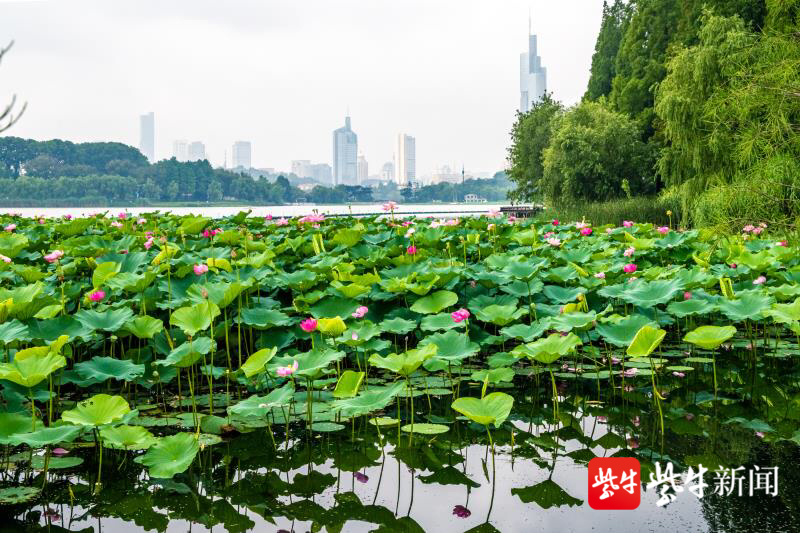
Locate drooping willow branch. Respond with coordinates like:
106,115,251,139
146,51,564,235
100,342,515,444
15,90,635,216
0,41,27,133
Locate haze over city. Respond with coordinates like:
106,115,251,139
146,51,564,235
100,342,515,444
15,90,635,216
0,0,603,177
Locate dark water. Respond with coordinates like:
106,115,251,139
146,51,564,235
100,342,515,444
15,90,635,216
4,348,800,533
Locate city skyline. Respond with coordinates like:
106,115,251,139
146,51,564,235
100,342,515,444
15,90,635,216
1,1,603,175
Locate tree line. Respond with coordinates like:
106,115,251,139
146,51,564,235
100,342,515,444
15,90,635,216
508,0,799,230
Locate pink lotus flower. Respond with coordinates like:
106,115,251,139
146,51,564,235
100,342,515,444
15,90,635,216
144,238,154,250
623,263,637,273
552,219,560,226
351,332,359,341
594,272,605,279
622,220,633,227
276,361,298,377
544,231,554,238
265,214,273,220
606,227,613,234
4,223,16,232
117,212,127,220
672,371,685,378
110,221,123,228
451,308,470,323
52,447,69,456
354,472,369,483
657,226,669,234
488,209,501,217
684,291,692,300
546,237,561,247
623,246,635,257
137,218,147,225
444,218,460,226
193,264,209,275
753,275,766,285
407,245,417,255
405,228,415,237
575,221,588,229
752,227,763,235
275,218,289,226
755,431,765,439
623,368,638,377
38,218,45,224
382,201,398,212
777,241,788,247
627,437,639,449
63,214,72,220
402,220,413,226
300,318,318,332
729,263,737,269
0,254,11,264
743,224,755,233
299,214,325,224
89,290,105,302
580,227,593,236
44,250,64,263
352,306,368,318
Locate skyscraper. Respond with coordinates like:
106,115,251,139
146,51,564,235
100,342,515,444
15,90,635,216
139,112,155,162
291,160,312,178
519,20,547,112
394,133,415,186
357,153,368,184
332,116,358,185
380,162,394,182
231,141,252,169
172,140,188,162
188,141,206,162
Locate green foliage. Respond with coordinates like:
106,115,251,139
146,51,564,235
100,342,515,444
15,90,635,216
541,101,655,205
507,94,563,202
586,0,631,101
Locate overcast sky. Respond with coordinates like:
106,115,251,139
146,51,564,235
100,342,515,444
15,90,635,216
0,0,604,175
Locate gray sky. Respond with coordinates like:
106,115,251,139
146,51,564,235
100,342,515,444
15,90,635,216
0,0,604,175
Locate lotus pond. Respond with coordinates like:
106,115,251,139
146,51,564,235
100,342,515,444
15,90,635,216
1,210,800,532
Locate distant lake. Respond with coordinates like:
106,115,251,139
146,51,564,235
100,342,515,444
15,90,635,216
0,203,506,219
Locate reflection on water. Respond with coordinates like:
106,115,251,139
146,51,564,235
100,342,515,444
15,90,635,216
6,346,800,533
0,204,504,220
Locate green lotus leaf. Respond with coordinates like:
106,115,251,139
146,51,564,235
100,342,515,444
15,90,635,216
410,290,458,314
451,392,514,428
240,347,277,378
0,320,29,344
513,333,582,364
339,320,381,346
419,329,479,366
718,292,773,322
0,233,29,258
75,307,135,333
134,432,199,479
333,370,365,399
369,343,437,377
470,367,515,385
124,315,164,339
239,308,292,329
595,315,657,347
500,319,551,342
331,381,407,417
271,347,345,380
30,455,84,470
105,271,158,293
170,301,220,337
228,382,294,418
317,316,347,336
92,261,120,289
683,325,737,350
74,356,145,384
0,486,40,505
0,413,42,444
379,317,418,335
626,325,667,358
61,393,131,427
420,313,461,331
0,350,66,388
400,423,450,434
10,425,84,447
550,311,597,332
620,279,683,308
542,285,585,304
310,296,358,319
100,424,157,450
511,479,583,508
763,298,800,325
474,304,524,326
667,298,717,318
158,337,213,368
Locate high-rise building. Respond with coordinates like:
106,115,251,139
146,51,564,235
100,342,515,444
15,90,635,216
172,140,188,162
357,153,368,184
232,141,252,169
139,112,155,162
332,116,358,185
309,163,332,185
380,162,394,182
188,141,206,162
394,133,415,186
291,160,312,178
519,20,547,112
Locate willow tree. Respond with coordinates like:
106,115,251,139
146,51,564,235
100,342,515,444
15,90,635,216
0,41,26,133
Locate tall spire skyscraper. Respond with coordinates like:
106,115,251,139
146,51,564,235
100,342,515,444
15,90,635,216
519,17,547,112
333,115,358,185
